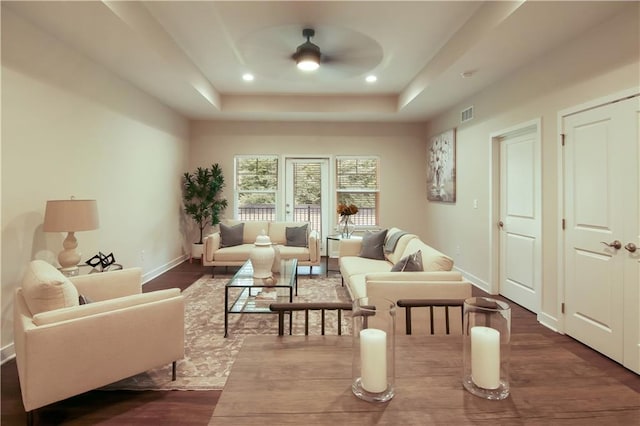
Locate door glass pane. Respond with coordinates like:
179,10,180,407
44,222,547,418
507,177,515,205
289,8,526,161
292,162,322,235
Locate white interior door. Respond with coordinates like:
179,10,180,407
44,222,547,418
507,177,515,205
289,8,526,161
285,158,330,254
563,95,639,370
498,124,541,314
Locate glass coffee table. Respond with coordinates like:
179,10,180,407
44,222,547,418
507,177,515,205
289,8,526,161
224,258,298,337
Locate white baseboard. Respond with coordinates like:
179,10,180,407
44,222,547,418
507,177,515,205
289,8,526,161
1,343,16,365
454,266,490,293
142,255,189,285
538,311,562,333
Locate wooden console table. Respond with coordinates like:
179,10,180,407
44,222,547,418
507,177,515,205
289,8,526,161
210,334,639,424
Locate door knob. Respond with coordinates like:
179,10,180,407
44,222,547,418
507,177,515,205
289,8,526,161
498,221,504,229
624,242,637,253
601,240,622,250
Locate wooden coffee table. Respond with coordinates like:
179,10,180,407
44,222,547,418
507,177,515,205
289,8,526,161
224,258,298,337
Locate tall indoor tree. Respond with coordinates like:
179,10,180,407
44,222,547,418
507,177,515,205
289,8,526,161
182,164,228,258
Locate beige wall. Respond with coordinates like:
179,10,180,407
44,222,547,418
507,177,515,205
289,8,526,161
189,120,427,234
1,9,190,354
425,7,639,329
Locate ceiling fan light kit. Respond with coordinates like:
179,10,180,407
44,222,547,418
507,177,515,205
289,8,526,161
293,28,321,71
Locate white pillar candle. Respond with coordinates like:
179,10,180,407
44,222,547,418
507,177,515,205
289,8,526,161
359,328,387,393
471,326,501,389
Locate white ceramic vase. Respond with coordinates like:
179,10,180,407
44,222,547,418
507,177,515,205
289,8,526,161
271,244,281,273
250,232,275,278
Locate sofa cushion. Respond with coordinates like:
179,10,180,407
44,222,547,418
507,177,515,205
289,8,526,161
21,260,79,315
359,229,388,260
403,239,453,271
214,244,254,262
220,222,244,247
278,245,312,261
269,222,308,245
340,255,392,278
391,250,424,272
286,224,308,247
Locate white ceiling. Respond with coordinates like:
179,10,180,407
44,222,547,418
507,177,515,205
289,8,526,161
3,1,630,122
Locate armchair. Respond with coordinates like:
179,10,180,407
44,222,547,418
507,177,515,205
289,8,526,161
13,260,185,418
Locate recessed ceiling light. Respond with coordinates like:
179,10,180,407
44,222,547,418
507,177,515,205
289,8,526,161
366,75,377,83
242,73,254,81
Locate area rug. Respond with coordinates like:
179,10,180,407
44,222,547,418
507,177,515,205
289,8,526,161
102,274,350,391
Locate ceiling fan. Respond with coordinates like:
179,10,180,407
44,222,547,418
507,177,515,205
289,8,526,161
239,24,383,81
292,28,322,71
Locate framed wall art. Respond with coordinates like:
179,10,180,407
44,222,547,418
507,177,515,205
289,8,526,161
427,128,456,202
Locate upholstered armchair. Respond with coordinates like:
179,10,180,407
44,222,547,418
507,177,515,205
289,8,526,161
13,260,185,419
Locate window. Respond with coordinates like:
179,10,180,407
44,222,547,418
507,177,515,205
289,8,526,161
235,156,278,220
336,156,379,226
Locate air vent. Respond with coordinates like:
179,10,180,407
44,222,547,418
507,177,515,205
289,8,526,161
461,106,474,123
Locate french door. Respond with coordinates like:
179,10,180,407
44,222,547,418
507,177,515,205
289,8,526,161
562,94,639,373
284,158,330,255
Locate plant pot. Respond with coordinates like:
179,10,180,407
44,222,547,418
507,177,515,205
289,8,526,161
191,243,204,260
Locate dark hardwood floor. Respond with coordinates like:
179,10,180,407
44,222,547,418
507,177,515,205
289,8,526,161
1,258,638,425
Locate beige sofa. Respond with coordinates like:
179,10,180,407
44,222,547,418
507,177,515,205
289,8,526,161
339,228,472,333
14,261,185,414
203,219,321,273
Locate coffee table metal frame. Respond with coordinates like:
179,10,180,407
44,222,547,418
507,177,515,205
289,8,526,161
224,258,298,338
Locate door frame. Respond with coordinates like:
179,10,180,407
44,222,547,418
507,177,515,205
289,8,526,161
489,119,542,306
556,87,640,334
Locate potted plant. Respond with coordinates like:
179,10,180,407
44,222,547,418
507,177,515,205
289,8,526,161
182,163,228,259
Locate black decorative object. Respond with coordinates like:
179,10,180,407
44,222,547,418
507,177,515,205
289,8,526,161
85,251,122,272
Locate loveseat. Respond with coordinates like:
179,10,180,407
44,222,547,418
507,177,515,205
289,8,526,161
339,227,472,333
202,220,321,273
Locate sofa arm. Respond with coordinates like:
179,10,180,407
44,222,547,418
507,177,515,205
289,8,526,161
70,267,142,301
339,239,362,257
204,232,221,262
308,230,320,263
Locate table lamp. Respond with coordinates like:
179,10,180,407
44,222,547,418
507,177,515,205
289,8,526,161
43,198,99,276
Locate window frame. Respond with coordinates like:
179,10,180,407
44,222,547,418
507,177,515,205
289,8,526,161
335,155,380,228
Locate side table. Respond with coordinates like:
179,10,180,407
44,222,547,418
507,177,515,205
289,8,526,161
325,234,362,276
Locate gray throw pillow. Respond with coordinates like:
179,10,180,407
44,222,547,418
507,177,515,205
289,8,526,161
358,229,388,260
286,224,308,247
391,250,424,272
220,222,244,248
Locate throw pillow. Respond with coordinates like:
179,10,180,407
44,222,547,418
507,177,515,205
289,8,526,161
220,222,244,247
391,250,424,272
286,224,308,247
21,260,79,315
358,229,388,260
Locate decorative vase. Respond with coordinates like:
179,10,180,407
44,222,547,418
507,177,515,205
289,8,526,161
462,297,511,400
271,244,281,273
249,231,275,279
340,215,355,238
352,297,396,403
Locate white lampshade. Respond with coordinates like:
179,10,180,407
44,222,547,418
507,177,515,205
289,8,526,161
43,198,99,274
43,199,99,232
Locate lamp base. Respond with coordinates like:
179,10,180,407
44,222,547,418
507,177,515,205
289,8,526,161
59,266,80,277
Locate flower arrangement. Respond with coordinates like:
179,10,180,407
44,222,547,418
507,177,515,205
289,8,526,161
337,203,358,216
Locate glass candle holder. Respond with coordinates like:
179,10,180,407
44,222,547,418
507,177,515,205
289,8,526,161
462,297,511,400
352,297,395,403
